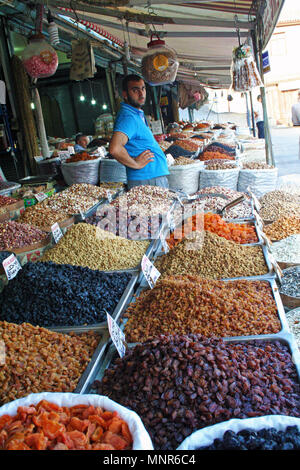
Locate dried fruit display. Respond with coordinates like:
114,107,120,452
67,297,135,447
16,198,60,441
0,400,133,450
197,426,300,450
264,216,300,241
0,220,48,250
167,212,258,248
65,152,99,163
123,276,281,342
197,151,235,162
93,334,300,450
0,261,132,327
0,195,19,207
39,223,149,271
18,205,71,230
155,230,268,279
259,191,300,222
0,321,99,405
173,140,200,153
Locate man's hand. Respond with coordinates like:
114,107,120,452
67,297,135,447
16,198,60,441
134,150,154,169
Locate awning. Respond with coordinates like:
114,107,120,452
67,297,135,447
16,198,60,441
0,0,285,88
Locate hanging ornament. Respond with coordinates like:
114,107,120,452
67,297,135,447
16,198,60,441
22,33,58,79
141,34,179,86
230,43,264,92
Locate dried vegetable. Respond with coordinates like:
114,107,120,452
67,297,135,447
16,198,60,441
0,261,132,327
123,276,280,342
39,223,149,271
93,334,300,450
18,205,71,230
0,401,133,450
155,230,268,280
0,321,99,405
259,191,300,221
264,216,300,241
0,220,48,250
167,212,258,249
65,152,99,163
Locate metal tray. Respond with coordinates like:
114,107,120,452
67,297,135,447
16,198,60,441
47,271,139,332
73,198,107,222
116,277,291,341
73,326,110,394
85,332,300,395
149,236,276,282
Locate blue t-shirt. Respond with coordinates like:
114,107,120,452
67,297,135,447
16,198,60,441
113,103,169,181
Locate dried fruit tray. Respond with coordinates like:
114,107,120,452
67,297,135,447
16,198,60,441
47,271,139,332
149,237,276,282
117,277,293,341
85,333,300,395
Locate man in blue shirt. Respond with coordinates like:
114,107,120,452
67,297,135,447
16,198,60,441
109,74,169,189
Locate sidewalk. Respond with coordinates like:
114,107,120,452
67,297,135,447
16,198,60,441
270,126,300,177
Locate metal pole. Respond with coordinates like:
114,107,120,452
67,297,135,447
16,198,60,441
249,91,256,137
245,92,251,129
106,67,116,118
32,83,50,159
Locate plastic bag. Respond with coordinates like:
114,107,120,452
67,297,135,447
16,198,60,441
238,168,278,197
141,36,179,86
199,167,240,191
167,162,202,194
177,415,300,450
0,392,154,450
61,157,101,186
231,44,263,92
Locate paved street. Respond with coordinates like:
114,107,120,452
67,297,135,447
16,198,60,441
270,126,300,177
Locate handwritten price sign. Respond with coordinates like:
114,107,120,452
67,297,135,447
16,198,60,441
2,254,22,281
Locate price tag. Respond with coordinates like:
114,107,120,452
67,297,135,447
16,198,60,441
35,192,48,203
160,232,169,254
68,146,75,155
58,151,70,161
142,254,161,289
51,222,63,243
2,254,22,280
107,192,112,203
106,312,126,358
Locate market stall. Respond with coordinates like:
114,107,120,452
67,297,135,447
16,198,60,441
0,0,299,454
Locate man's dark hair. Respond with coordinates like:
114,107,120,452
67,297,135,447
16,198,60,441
75,133,85,144
122,74,144,93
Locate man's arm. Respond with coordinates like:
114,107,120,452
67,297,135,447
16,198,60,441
109,131,154,170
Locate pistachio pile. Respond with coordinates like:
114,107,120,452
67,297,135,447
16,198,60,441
39,223,149,271
259,191,300,222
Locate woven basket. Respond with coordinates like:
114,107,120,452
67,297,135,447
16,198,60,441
167,162,201,194
99,159,127,183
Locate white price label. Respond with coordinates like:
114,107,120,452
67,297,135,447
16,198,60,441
35,192,48,202
107,192,112,203
2,254,22,281
106,312,126,358
51,222,63,243
68,146,75,155
142,254,161,289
